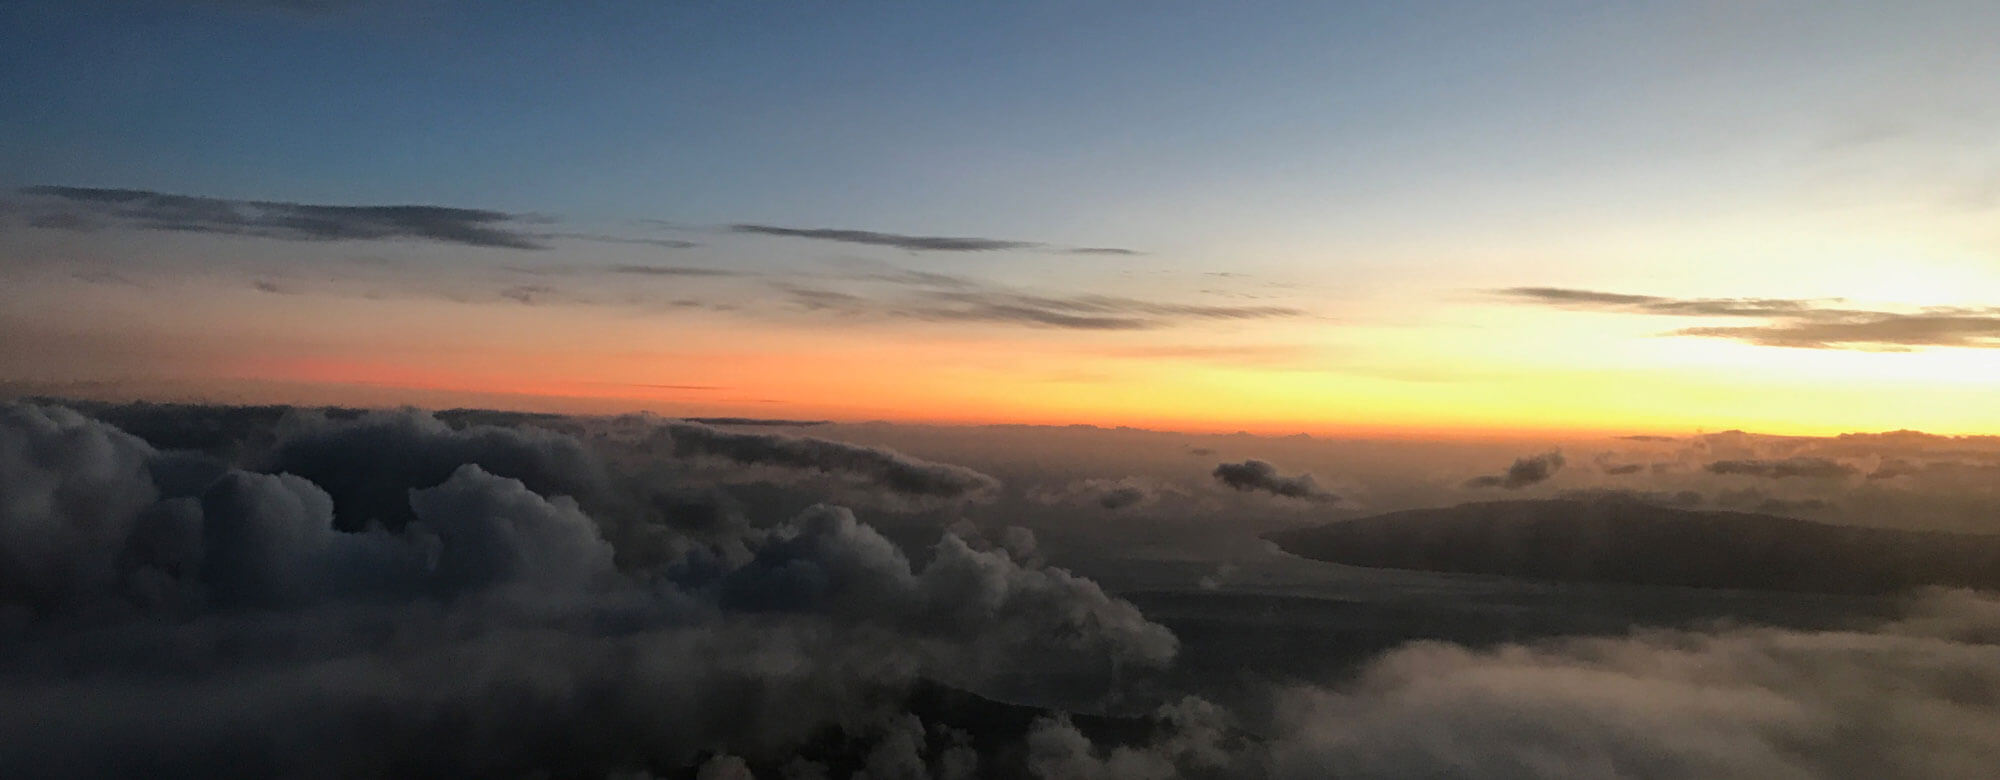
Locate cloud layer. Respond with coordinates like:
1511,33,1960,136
0,402,1172,777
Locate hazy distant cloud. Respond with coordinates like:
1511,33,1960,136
1463,451,1565,489
547,233,701,250
1707,457,1858,480
1212,460,1336,501
606,264,741,277
1495,286,2000,350
19,186,545,250
498,284,556,304
1067,247,1143,256
731,223,1139,255
657,422,1001,502
1029,477,1180,511
1090,344,1321,367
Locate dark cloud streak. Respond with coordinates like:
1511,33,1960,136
731,222,1139,255
20,186,546,250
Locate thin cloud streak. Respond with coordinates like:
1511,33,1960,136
730,222,1139,255
1496,286,2000,350
781,283,1304,331
19,186,546,250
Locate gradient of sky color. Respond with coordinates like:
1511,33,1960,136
4,0,1999,435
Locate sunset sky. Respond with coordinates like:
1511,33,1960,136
5,0,1998,435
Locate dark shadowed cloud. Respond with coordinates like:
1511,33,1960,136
1463,451,1565,489
1212,459,1336,501
19,186,546,250
1494,287,2000,350
0,402,1178,777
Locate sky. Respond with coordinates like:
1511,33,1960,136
4,0,2000,435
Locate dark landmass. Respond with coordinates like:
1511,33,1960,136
1266,498,2000,595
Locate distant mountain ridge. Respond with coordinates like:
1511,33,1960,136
1266,498,2000,595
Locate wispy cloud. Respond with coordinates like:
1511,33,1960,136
730,222,1139,255
780,282,1304,331
1675,314,2000,350
1495,286,2000,350
1494,287,1838,317
546,233,701,249
731,224,1037,252
19,186,546,250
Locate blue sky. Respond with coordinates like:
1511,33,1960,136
4,1,1999,433
12,1,1983,234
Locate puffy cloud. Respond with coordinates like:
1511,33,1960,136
407,465,617,594
194,470,422,609
267,408,610,531
0,404,161,614
717,507,1175,668
1024,696,1250,780
1212,460,1335,501
1464,451,1565,489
